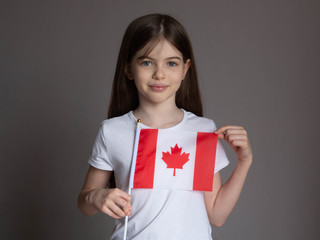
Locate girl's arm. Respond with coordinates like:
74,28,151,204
204,125,252,227
78,166,132,219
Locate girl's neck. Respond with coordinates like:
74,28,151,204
133,104,184,129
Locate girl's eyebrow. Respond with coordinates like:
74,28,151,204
137,56,182,61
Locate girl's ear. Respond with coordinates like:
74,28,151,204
182,59,191,80
125,65,134,80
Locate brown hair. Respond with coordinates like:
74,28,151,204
107,13,203,118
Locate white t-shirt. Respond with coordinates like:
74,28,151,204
88,110,229,240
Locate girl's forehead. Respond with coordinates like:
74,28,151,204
135,39,183,59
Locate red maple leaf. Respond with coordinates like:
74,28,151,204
161,144,190,176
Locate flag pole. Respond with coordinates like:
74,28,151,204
123,119,141,240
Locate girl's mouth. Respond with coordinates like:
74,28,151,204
149,85,168,92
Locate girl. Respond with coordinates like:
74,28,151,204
78,14,252,240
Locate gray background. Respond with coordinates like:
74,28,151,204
1,0,319,239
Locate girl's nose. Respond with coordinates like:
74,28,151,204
152,66,165,80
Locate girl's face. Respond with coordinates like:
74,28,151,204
127,39,190,107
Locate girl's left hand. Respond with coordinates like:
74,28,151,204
215,125,253,163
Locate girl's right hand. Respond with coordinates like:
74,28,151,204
88,188,132,219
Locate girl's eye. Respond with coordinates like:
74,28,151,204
168,61,177,67
142,61,152,66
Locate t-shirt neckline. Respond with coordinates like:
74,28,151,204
128,109,187,130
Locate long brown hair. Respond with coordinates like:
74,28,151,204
107,13,203,118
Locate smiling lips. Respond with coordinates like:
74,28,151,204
149,84,168,92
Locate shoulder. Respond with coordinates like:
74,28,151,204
183,110,218,132
100,111,136,132
96,111,137,148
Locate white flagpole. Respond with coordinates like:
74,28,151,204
123,119,141,240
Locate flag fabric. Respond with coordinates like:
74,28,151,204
128,128,218,191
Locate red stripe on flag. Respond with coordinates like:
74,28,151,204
133,129,158,188
193,133,218,191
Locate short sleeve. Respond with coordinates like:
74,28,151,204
210,120,229,174
88,124,114,171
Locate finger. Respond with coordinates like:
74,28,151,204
215,125,244,134
123,203,132,215
113,196,130,206
124,203,132,215
216,132,226,140
230,140,249,149
117,202,132,216
224,129,247,136
102,207,123,219
113,188,132,202
225,133,247,143
216,127,247,140
107,189,132,215
109,191,132,212
104,201,127,218
105,201,132,218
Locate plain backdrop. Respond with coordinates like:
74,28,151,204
1,0,320,239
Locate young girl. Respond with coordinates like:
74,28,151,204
78,14,252,240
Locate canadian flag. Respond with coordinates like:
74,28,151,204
129,128,218,191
